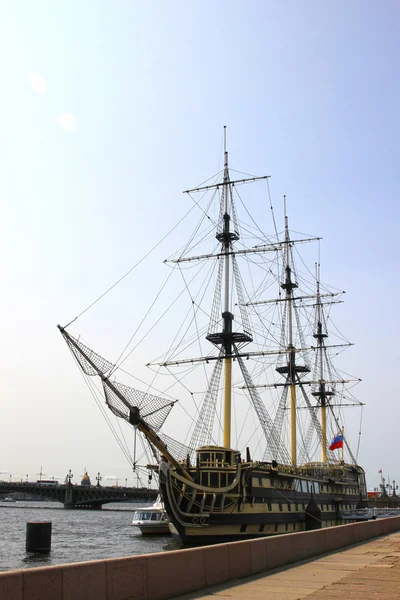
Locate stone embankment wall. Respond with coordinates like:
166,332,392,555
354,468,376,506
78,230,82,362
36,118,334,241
1,517,400,600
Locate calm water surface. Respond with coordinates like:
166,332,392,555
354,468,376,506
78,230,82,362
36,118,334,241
0,501,183,571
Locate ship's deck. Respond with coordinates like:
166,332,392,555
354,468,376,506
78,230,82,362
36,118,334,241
173,530,400,599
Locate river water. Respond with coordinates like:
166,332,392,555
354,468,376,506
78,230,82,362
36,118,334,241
0,501,184,572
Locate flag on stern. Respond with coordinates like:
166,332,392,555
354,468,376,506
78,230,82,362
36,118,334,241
329,433,343,451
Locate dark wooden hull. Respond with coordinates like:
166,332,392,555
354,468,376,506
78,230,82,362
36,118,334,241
159,457,366,544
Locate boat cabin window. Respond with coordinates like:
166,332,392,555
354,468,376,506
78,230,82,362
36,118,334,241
133,512,152,520
301,480,308,493
151,513,161,521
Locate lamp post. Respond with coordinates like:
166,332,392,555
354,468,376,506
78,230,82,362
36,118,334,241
96,472,102,487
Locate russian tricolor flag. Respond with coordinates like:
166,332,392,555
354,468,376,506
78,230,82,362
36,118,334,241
329,434,343,451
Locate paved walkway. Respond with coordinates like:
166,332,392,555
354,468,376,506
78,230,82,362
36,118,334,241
173,531,400,599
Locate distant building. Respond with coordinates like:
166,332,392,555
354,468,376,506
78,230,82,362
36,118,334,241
81,470,91,487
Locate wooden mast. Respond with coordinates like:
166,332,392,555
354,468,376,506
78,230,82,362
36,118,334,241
312,262,332,464
282,198,297,466
317,265,327,462
222,126,232,448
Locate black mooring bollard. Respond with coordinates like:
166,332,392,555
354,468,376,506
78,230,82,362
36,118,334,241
26,521,52,553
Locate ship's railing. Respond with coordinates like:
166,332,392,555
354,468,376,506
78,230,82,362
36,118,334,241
341,507,400,520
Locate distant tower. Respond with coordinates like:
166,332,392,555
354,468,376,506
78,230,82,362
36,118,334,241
81,469,91,487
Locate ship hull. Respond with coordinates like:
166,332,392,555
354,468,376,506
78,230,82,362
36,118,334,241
159,452,367,544
165,517,344,545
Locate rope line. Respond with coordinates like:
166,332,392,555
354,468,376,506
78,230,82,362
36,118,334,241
62,202,199,329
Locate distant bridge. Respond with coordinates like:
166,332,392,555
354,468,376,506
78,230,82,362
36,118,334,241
0,481,157,509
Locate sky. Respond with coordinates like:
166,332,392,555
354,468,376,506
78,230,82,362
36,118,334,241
1,0,399,491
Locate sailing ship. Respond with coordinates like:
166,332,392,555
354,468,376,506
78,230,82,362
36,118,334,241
59,129,367,543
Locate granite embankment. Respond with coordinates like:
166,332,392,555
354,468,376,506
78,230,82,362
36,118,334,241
1,516,400,599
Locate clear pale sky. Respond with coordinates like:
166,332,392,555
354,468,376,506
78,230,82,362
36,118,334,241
1,1,399,491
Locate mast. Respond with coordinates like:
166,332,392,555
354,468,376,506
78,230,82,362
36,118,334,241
202,126,249,449
222,126,233,448
312,262,334,463
273,199,312,466
281,199,298,466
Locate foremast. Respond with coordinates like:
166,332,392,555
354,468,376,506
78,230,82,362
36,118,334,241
220,127,235,448
201,127,254,448
207,128,255,448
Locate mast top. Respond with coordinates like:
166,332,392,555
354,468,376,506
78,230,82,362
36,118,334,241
284,194,289,232
224,125,228,179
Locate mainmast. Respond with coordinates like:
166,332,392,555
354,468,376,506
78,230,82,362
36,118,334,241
312,263,334,463
275,199,310,466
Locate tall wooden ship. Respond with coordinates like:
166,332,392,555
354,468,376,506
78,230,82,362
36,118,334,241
59,129,367,543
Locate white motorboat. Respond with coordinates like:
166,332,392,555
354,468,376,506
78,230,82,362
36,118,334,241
131,497,170,535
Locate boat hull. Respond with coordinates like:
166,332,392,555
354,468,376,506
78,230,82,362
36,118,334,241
159,454,367,544
132,524,170,535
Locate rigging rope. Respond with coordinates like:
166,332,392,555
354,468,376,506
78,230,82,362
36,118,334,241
75,363,135,469
234,185,275,247
266,178,280,244
62,201,200,329
273,486,324,525
111,266,177,374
